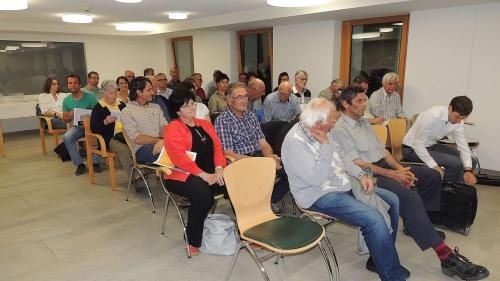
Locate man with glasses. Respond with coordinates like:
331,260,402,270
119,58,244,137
82,71,100,99
263,81,301,122
369,72,405,120
292,69,311,104
191,73,207,103
124,70,135,83
319,79,345,105
214,82,290,214
156,73,171,99
167,66,181,89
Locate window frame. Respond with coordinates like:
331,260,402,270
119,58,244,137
170,36,194,77
236,28,273,82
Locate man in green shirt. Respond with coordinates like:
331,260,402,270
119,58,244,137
81,71,100,99
62,74,100,176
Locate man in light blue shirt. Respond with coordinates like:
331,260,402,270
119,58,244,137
263,81,301,122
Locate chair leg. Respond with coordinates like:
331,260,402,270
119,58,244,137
0,126,5,157
318,240,335,281
125,166,136,201
138,169,155,213
53,133,60,146
161,195,169,235
108,157,117,191
39,128,47,155
323,235,340,280
225,241,244,281
87,147,95,185
243,241,271,281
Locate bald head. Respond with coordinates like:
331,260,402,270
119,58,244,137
278,81,292,103
248,78,265,101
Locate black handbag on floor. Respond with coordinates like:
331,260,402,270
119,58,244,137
53,142,71,162
428,182,478,235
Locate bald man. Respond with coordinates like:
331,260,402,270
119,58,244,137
263,81,301,122
247,78,265,113
167,66,180,89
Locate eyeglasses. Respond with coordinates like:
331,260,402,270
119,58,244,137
157,78,167,81
230,95,249,101
181,101,196,108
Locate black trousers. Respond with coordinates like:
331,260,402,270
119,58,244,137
374,159,443,250
165,175,227,248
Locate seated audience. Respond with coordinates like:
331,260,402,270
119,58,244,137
143,67,154,76
122,76,167,164
214,82,289,212
247,78,265,121
292,70,312,104
116,76,130,103
352,76,384,124
62,74,100,176
124,70,135,83
156,72,171,99
163,85,227,256
318,79,344,104
263,81,301,122
281,98,406,281
403,96,477,184
38,77,67,129
90,80,136,186
167,66,181,89
205,70,222,99
273,71,289,92
191,73,207,103
370,72,405,120
208,72,229,114
146,75,171,122
82,71,100,99
334,87,489,281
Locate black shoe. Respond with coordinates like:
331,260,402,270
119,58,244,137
75,164,87,176
93,164,102,173
441,248,489,280
403,228,446,241
366,256,410,279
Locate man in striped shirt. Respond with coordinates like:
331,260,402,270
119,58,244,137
369,72,405,120
263,81,301,122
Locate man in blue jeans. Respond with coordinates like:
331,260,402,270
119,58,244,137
62,74,100,176
281,98,408,281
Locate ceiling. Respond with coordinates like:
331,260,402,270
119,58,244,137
0,0,497,36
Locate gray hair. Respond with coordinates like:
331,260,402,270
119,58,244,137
330,79,344,86
248,78,264,89
226,82,248,97
300,98,335,127
294,70,308,80
99,79,118,94
382,72,398,84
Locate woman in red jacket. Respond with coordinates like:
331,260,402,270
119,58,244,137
163,82,227,256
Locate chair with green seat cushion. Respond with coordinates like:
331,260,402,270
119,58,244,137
223,157,338,281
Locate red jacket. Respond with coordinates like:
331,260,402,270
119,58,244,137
163,118,227,182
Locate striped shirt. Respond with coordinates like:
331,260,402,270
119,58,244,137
263,91,301,122
122,101,168,152
369,87,404,119
214,108,264,155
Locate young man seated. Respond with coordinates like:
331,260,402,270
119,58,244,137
403,96,477,184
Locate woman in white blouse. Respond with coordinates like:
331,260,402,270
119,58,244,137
37,77,67,129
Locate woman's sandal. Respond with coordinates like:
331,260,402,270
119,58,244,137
187,245,200,256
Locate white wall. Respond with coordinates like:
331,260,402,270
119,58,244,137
0,32,169,82
404,3,500,170
273,20,341,96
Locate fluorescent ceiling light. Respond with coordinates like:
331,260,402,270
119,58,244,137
5,46,20,51
0,0,27,10
379,27,394,33
267,0,331,7
352,32,381,39
115,0,142,3
115,22,155,31
21,42,48,48
62,14,93,23
392,22,403,26
168,12,188,20
0,50,7,53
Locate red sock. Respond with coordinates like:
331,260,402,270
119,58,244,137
433,242,452,260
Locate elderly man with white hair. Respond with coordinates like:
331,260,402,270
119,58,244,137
281,98,408,281
369,72,405,120
292,69,312,104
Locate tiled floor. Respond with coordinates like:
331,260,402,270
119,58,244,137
0,131,498,281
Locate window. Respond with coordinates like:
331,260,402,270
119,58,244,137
237,28,273,94
340,15,409,96
0,40,87,95
171,36,194,80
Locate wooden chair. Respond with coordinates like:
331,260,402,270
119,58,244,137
83,117,117,191
372,124,388,146
223,157,337,281
387,118,407,161
36,104,67,155
0,121,5,156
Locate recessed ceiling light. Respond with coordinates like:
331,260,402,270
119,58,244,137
0,0,27,10
115,22,156,31
352,32,381,39
168,12,188,20
5,46,20,51
21,42,48,48
267,0,331,7
62,14,93,24
114,0,142,3
392,22,403,26
379,27,394,33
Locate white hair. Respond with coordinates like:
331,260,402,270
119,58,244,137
294,69,308,80
300,98,335,127
382,72,398,84
99,79,117,94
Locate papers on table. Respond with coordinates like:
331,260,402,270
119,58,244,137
73,108,92,126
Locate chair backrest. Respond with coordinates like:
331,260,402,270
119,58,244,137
407,114,419,130
261,120,288,154
223,157,277,234
122,131,138,164
83,117,98,147
387,118,407,161
372,124,388,145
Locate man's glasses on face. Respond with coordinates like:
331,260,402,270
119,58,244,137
230,95,249,101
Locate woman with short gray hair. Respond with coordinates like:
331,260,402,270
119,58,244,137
292,69,312,103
